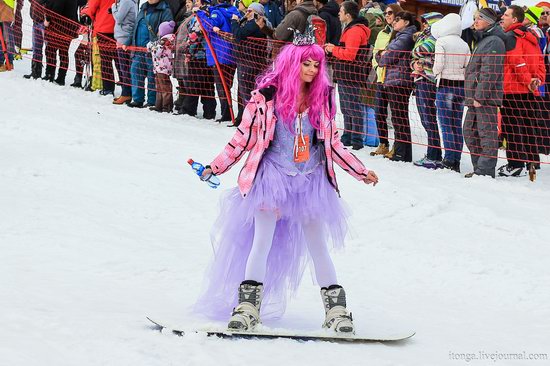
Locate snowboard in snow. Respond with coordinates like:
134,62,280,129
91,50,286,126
146,317,415,344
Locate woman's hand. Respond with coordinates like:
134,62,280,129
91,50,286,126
363,171,379,186
213,26,221,33
202,167,213,178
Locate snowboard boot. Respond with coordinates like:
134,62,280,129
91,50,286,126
320,285,355,334
227,280,263,331
70,74,83,88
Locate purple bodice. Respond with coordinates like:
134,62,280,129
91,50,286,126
263,111,324,176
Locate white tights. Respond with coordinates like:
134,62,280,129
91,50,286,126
244,210,338,288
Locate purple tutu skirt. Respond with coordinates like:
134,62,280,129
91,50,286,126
194,156,350,320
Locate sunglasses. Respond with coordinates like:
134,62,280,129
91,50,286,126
394,16,402,22
384,11,393,16
542,11,550,15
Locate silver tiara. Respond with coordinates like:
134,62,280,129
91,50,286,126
291,23,317,46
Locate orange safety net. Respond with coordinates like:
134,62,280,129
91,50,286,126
5,1,550,174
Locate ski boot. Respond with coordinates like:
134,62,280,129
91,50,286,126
227,280,263,331
321,285,354,334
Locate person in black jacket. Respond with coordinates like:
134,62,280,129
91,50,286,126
317,0,341,45
230,1,269,126
43,0,79,84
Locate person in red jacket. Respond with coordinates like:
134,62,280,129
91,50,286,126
498,5,546,177
81,0,117,95
324,0,371,150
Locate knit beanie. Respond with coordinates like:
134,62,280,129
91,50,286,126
248,2,265,16
158,21,176,37
242,0,258,8
420,12,443,26
367,8,385,22
477,7,499,25
525,6,543,25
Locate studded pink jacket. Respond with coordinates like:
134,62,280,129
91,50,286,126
210,87,370,197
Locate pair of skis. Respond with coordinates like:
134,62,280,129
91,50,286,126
146,317,415,344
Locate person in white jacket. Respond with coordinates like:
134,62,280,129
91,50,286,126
431,13,471,173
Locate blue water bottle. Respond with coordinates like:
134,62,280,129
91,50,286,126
188,159,220,189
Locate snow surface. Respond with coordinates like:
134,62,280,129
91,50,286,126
2,61,550,366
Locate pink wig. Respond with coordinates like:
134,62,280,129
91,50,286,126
256,44,335,132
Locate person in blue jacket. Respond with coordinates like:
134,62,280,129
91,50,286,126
197,0,240,122
128,0,173,108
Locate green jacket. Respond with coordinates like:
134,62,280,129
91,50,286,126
372,25,391,83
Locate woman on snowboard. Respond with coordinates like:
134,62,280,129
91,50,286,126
194,27,378,334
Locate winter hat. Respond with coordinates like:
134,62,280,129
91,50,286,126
536,2,550,8
525,6,543,24
477,7,499,25
248,2,265,16
158,20,175,37
242,0,258,8
367,8,385,22
420,12,443,26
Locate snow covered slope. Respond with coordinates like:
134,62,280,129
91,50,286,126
1,65,549,366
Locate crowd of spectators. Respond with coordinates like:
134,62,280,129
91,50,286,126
1,0,550,179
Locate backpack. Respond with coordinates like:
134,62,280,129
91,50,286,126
294,8,327,45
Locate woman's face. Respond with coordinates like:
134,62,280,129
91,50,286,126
300,57,320,84
246,8,256,20
384,8,395,25
392,16,408,32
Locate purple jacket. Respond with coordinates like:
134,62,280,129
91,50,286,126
210,87,370,197
377,25,416,87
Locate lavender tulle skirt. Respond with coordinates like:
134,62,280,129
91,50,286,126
194,156,350,320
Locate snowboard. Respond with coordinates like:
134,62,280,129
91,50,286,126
146,317,415,344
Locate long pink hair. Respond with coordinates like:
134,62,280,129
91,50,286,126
256,44,335,132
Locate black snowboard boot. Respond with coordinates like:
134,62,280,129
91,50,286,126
321,285,355,334
227,280,263,331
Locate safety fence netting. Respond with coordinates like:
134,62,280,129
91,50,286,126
2,1,549,174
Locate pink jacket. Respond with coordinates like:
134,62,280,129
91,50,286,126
210,87,370,197
147,33,175,76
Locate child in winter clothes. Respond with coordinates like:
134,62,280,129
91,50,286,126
147,20,176,112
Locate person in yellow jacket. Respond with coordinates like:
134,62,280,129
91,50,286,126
0,0,15,71
370,3,402,157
